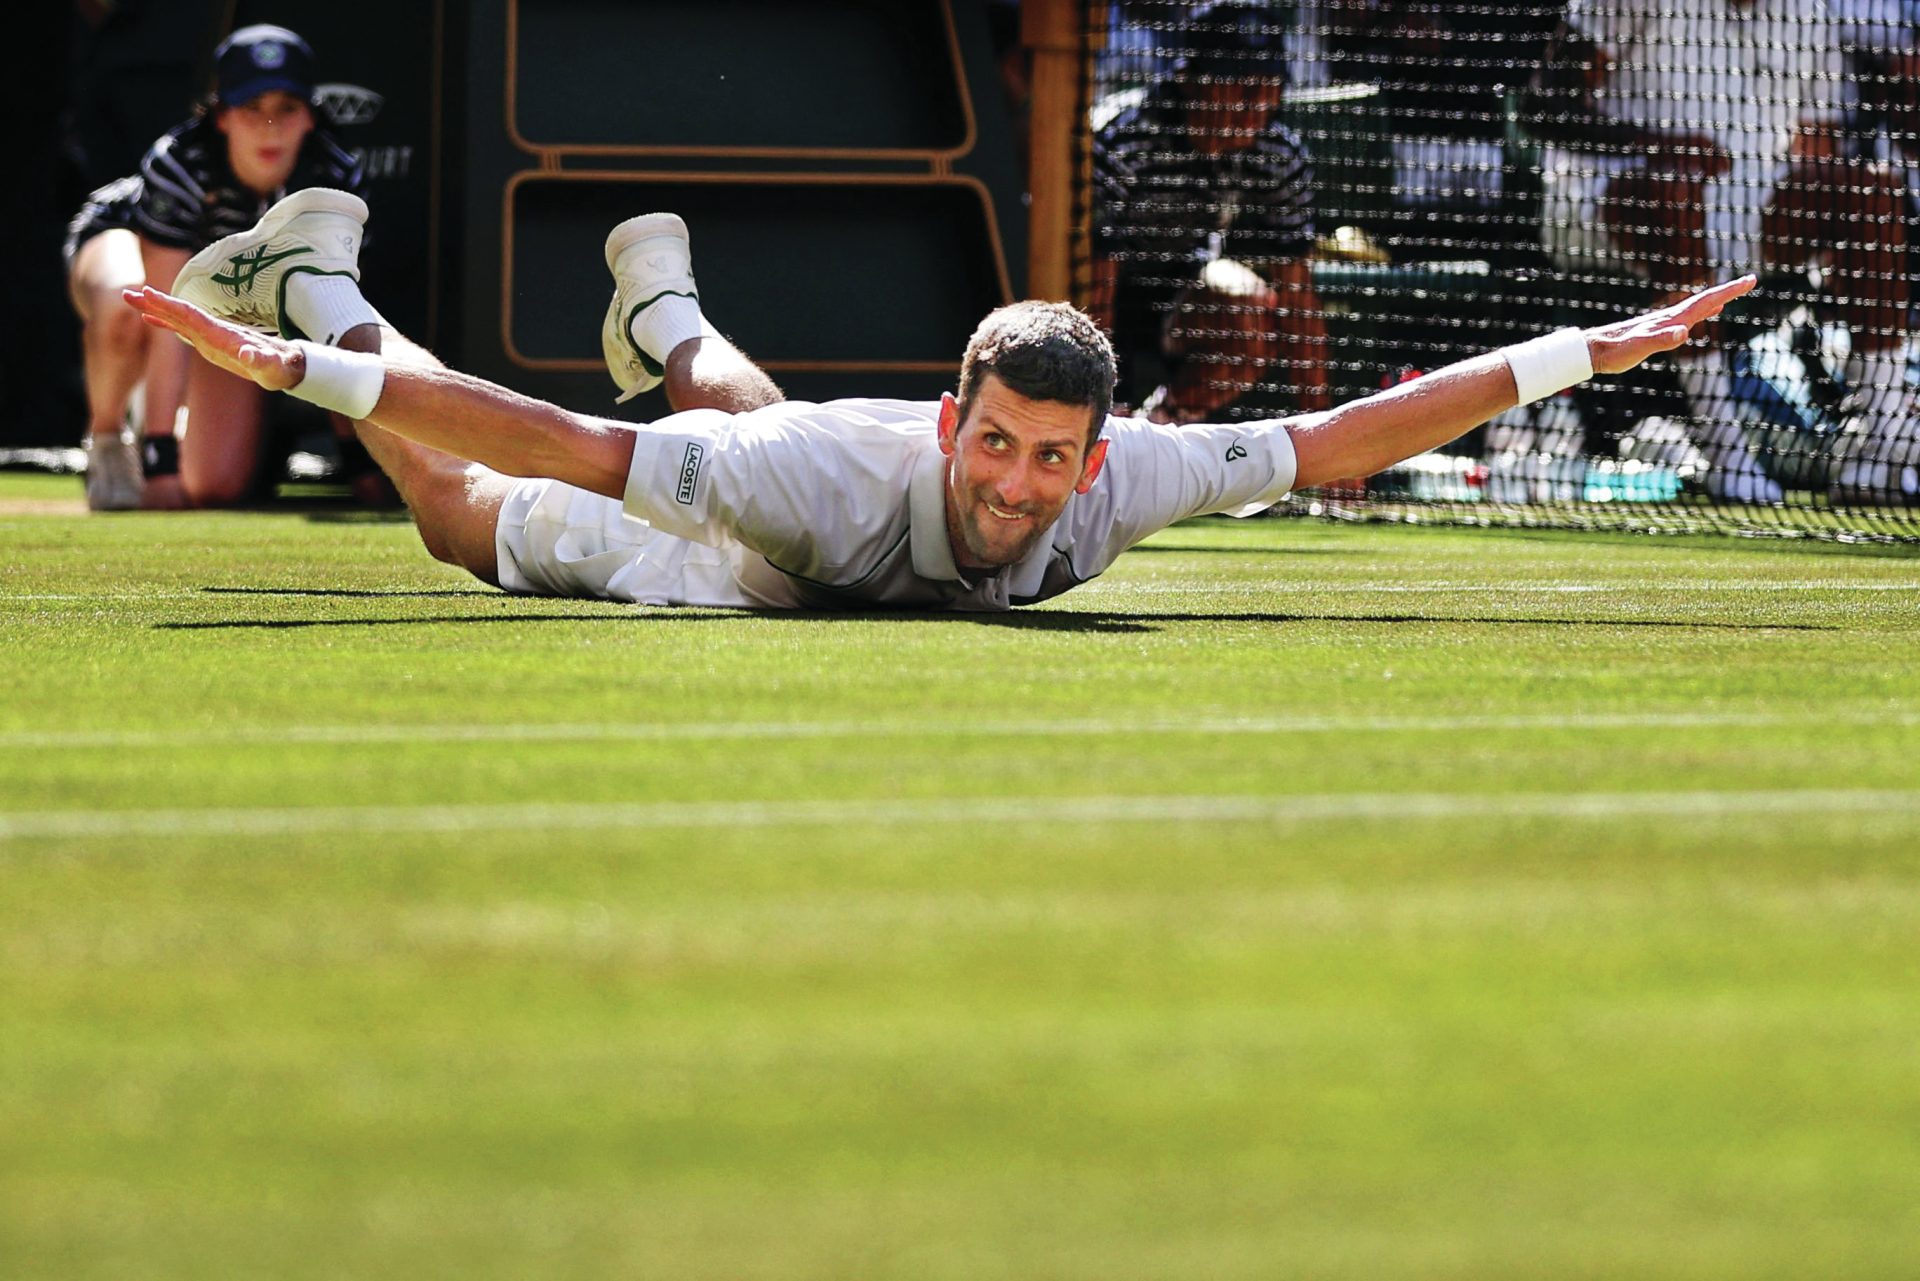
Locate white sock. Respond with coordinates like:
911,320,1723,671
284,274,383,346
626,295,710,369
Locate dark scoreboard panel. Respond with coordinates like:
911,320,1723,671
448,0,1027,411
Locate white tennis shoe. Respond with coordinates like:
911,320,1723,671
602,213,697,403
173,189,368,339
84,430,143,511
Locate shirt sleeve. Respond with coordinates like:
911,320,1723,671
620,406,891,579
133,130,207,249
1092,415,1299,554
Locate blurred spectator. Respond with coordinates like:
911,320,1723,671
1834,0,1920,160
1531,0,1915,503
1316,1,1561,254
65,23,372,509
1092,1,1331,421
1095,1,1190,99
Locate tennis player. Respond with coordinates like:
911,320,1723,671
121,190,1753,610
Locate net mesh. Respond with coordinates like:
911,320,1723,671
1085,0,1920,540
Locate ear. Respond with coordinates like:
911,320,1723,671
936,392,960,457
1074,438,1110,494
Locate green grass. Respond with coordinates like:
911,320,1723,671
4,470,1919,1279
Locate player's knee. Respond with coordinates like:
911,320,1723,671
405,468,503,585
184,475,253,509
417,523,500,588
91,297,147,355
413,515,459,567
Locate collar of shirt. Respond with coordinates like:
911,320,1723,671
908,443,965,583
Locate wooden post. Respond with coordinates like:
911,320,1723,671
1023,0,1080,302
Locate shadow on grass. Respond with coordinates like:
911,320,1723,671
1127,543,1362,556
157,605,1832,634
201,587,497,598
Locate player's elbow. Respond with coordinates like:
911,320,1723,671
1280,411,1359,490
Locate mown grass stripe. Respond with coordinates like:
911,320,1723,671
3,708,1915,751
1093,582,1920,595
4,789,1918,841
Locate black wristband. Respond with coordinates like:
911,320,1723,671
141,435,179,479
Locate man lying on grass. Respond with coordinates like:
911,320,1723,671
125,189,1754,610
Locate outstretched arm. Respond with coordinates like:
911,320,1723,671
123,286,638,499
1286,277,1755,491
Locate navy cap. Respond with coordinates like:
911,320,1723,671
214,24,316,108
1177,2,1285,83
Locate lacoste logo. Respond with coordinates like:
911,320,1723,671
314,83,385,127
676,442,703,505
211,244,312,296
1224,440,1248,462
338,234,355,253
647,255,671,273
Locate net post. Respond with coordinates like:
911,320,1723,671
1023,0,1080,301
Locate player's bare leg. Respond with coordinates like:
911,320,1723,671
602,212,782,414
662,334,782,414
328,322,514,583
176,360,270,507
338,321,783,584
68,229,151,510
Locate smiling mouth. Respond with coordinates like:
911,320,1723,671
983,500,1028,522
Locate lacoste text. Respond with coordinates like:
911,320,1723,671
676,443,703,505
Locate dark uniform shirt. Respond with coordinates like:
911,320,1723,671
1093,82,1316,288
135,113,365,252
63,174,146,266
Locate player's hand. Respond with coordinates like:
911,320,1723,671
1584,276,1756,376
121,286,305,393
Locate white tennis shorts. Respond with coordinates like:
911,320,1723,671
493,476,768,607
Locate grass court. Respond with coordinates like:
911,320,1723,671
4,469,1919,1278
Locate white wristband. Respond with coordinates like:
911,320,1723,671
287,341,386,421
1504,328,1594,405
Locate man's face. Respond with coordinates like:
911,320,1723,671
217,91,315,195
938,374,1109,570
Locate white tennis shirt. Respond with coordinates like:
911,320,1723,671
617,398,1298,610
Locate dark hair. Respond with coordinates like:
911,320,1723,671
1176,1,1286,85
956,301,1116,444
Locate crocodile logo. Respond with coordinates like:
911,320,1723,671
211,244,312,297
